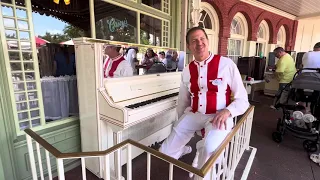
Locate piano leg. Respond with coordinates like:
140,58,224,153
113,131,123,180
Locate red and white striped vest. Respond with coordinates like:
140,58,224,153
104,55,125,78
186,54,232,114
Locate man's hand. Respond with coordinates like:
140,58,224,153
211,109,231,130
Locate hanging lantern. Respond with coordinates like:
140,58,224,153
53,0,70,5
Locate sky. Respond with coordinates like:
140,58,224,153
32,13,68,36
2,6,67,36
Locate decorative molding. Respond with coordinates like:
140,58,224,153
240,0,296,20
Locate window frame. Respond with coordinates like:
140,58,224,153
99,0,171,47
277,25,286,48
228,12,248,64
256,20,269,57
200,2,219,54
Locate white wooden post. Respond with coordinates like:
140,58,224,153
56,159,65,180
26,135,37,180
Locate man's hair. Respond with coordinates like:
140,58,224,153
186,26,208,44
314,42,320,50
116,46,121,52
159,51,165,56
273,47,285,53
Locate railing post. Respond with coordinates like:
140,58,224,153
127,144,132,180
147,153,151,180
169,164,173,180
45,150,53,180
104,154,111,180
81,158,87,180
36,143,44,180
56,158,65,180
26,134,38,180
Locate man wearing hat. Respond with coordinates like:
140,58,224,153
103,44,133,78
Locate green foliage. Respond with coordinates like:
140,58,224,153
38,24,85,43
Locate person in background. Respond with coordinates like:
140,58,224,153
301,42,320,72
270,47,296,109
163,49,179,72
103,44,133,78
141,48,159,71
53,45,76,77
159,27,249,180
124,46,139,73
158,51,165,62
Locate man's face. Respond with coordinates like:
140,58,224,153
159,54,165,59
104,46,113,56
274,51,281,59
187,30,209,59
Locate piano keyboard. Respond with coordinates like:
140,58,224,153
126,92,179,109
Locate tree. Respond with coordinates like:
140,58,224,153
39,32,68,44
63,24,85,39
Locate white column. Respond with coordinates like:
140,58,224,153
245,41,257,57
89,0,96,38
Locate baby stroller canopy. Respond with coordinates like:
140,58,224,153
292,72,320,91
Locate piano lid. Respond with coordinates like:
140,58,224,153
104,72,181,103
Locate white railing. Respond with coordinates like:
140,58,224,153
25,106,255,180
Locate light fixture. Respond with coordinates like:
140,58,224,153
53,0,70,5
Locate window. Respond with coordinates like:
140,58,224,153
140,13,162,46
1,1,45,131
142,0,161,11
256,20,269,57
228,13,248,64
95,3,137,43
277,26,286,48
230,18,242,35
227,39,242,63
200,2,219,54
198,10,212,29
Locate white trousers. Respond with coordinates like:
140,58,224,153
159,111,233,180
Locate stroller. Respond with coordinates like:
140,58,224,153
272,68,320,152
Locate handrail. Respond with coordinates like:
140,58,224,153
201,105,254,175
24,105,255,178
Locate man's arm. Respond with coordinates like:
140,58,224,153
225,62,250,117
176,74,191,119
275,59,285,81
212,60,249,130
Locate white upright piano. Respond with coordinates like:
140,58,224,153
74,38,181,179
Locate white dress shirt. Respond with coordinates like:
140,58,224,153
124,48,137,71
302,51,320,72
103,55,133,78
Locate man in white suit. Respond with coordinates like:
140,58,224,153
159,27,249,179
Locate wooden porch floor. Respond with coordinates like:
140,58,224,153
57,93,320,180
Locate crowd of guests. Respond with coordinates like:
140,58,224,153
103,44,180,78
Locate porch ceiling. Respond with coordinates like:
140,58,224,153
257,0,320,18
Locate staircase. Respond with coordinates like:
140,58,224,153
25,106,256,180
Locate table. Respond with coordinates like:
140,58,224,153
243,80,265,103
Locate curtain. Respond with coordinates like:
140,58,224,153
41,75,79,121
